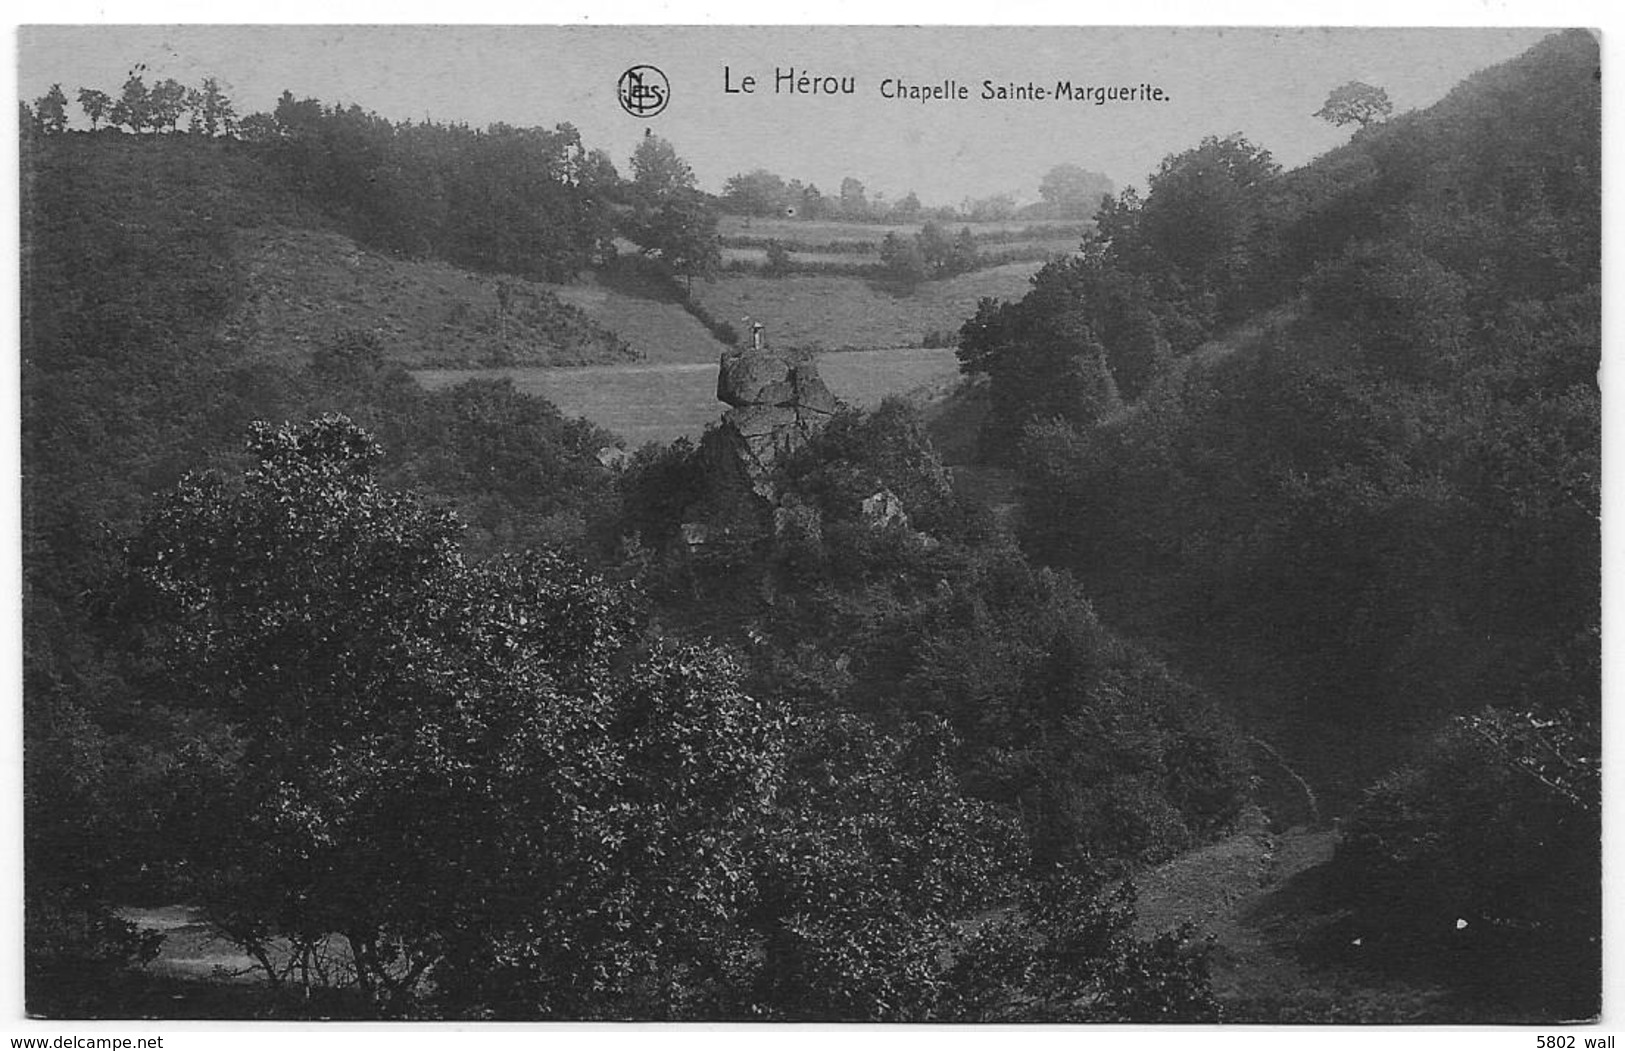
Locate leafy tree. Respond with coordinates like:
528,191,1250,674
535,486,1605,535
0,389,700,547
742,713,1024,1020
194,76,237,137
1315,80,1394,128
916,221,950,274
622,135,719,291
271,89,323,139
1038,163,1116,219
957,281,1122,457
1305,238,1468,381
111,68,151,133
35,84,69,134
629,132,696,200
789,180,826,219
24,676,168,1015
626,188,721,292
764,238,793,277
896,551,1247,867
721,168,788,216
1137,133,1279,319
183,87,205,135
236,111,278,144
879,230,928,288
838,176,868,219
119,416,787,1016
76,87,112,130
573,146,621,198
891,190,923,222
949,226,980,275
148,78,188,133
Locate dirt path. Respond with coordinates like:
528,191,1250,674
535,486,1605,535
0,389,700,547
1129,810,1460,1022
1131,809,1337,998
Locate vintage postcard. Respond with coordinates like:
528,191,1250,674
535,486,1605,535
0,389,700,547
14,23,1603,1036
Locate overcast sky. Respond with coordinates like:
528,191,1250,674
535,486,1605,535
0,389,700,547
17,25,1560,206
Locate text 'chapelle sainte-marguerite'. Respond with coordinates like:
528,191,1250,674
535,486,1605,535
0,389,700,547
723,66,1170,104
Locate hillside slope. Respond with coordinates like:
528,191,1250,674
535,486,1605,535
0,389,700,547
27,133,720,371
222,226,645,367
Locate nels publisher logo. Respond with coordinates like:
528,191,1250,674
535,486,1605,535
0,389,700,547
618,65,670,118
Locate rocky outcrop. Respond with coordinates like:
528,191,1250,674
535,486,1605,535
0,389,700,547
710,347,843,480
674,347,847,549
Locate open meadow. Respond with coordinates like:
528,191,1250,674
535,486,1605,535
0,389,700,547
541,268,724,364
690,261,1044,351
717,214,1087,245
413,346,962,448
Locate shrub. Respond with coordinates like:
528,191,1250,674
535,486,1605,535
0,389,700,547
1328,706,1600,1017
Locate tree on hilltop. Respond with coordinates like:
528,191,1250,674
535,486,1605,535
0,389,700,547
34,85,69,135
630,132,697,201
1315,81,1394,128
148,78,188,133
77,87,112,130
189,76,237,137
111,68,151,133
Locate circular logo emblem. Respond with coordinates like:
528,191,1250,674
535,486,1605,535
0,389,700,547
617,65,670,118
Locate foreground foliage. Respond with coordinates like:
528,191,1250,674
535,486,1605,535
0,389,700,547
84,416,1219,1019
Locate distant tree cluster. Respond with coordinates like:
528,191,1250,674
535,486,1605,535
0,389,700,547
23,67,722,304
719,164,1111,224
243,91,618,281
1035,163,1117,219
879,221,980,286
26,66,238,136
718,170,890,222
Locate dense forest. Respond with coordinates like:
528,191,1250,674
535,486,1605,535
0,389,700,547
20,30,1600,1022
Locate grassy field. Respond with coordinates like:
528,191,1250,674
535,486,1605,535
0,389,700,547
718,215,1086,244
541,266,726,364
690,261,1042,351
723,240,1080,273
413,347,961,449
722,247,876,268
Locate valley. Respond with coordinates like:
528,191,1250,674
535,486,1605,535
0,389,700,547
19,28,1600,1025
413,346,962,448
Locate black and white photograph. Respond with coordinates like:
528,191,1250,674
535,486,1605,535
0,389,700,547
12,17,1606,1033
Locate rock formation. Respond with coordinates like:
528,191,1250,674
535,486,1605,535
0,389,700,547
713,346,842,472
679,346,845,547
